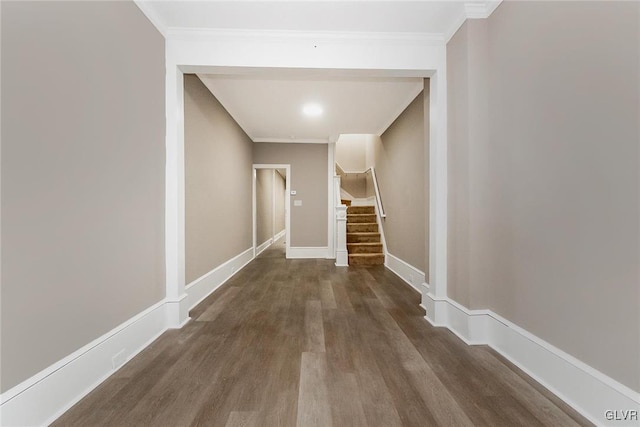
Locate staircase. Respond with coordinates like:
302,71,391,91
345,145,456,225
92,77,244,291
346,205,384,266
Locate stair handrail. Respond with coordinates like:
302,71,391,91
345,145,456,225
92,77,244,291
335,162,386,219
369,167,386,219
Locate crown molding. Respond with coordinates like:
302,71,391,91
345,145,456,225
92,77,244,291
135,1,502,48
166,27,445,46
253,137,329,144
446,0,503,43
133,1,167,37
465,0,503,19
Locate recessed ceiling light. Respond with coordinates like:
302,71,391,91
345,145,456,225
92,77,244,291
302,103,323,117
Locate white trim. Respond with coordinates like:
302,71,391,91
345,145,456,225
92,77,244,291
421,294,640,426
328,142,336,260
133,1,167,37
335,251,349,267
256,238,273,257
445,1,504,43
252,168,257,257
165,34,449,382
274,228,286,241
185,247,254,310
372,197,388,258
253,137,329,144
428,70,447,299
335,202,348,267
272,170,276,243
444,9,469,44
369,167,386,219
165,293,190,330
287,247,329,259
465,0,503,19
384,253,425,293
166,27,445,45
0,301,169,426
164,66,188,329
135,3,502,49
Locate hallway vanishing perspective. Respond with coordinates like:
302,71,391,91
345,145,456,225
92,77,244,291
53,237,591,427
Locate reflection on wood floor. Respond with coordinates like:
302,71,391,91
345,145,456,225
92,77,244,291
53,238,591,426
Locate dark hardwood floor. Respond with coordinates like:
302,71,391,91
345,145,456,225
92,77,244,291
53,238,591,426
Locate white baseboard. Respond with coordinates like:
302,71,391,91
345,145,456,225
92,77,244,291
165,293,190,329
287,246,329,259
0,300,169,427
185,247,254,310
384,252,425,293
422,293,640,426
274,229,286,241
335,249,348,267
0,246,260,427
256,238,273,257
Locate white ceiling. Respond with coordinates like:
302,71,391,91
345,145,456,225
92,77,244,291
197,74,424,143
148,1,466,34
142,1,478,143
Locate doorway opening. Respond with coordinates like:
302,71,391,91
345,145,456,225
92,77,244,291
253,164,291,259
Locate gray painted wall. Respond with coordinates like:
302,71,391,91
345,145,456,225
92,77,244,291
336,134,372,199
447,2,639,392
256,169,274,246
335,134,368,171
341,174,367,199
372,91,429,273
1,1,165,392
184,75,253,283
447,19,491,309
253,143,328,247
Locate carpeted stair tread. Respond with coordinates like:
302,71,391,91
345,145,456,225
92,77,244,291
344,203,382,266
347,205,375,214
347,223,378,233
347,232,381,243
341,199,352,207
347,214,377,223
347,243,383,254
348,253,385,266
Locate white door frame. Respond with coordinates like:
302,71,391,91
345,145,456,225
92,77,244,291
164,36,448,328
252,164,291,259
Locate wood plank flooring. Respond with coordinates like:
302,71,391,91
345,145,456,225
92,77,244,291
53,238,592,427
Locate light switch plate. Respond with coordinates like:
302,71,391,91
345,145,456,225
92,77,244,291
290,190,297,195
294,200,302,206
